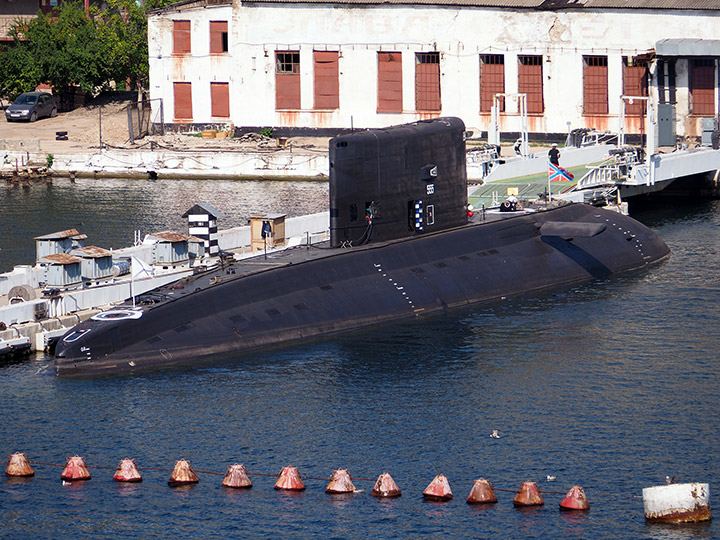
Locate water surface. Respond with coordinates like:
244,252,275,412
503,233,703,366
1,182,718,539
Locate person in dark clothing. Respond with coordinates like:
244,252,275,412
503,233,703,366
548,143,560,166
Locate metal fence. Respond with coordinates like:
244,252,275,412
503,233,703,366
124,98,164,144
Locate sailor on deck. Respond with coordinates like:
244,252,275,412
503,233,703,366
548,143,561,166
500,195,522,212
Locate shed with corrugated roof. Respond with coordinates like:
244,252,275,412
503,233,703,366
34,229,87,262
145,231,192,266
39,253,83,288
71,246,114,281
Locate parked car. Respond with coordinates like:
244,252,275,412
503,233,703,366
5,92,57,122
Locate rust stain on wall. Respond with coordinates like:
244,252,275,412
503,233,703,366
584,116,609,131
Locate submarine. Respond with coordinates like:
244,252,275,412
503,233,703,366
54,117,670,376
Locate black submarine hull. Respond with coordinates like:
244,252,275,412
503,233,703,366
53,202,669,376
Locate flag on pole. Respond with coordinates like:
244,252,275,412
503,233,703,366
131,256,155,279
548,162,574,182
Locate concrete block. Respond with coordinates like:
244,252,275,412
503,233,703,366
13,322,41,338
41,319,62,331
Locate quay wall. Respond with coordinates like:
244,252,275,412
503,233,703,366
1,147,331,180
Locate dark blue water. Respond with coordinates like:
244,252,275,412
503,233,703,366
1,181,719,539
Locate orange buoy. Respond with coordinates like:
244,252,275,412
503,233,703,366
371,472,401,498
274,466,305,491
466,477,499,504
513,481,544,507
168,459,199,486
326,468,356,494
113,458,142,483
423,474,453,501
5,452,34,477
560,485,590,511
61,455,91,482
222,463,252,489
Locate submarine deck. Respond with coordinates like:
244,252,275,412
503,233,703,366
137,206,543,306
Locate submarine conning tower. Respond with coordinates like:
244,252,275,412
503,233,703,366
329,117,469,248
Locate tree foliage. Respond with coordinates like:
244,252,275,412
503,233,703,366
0,0,179,106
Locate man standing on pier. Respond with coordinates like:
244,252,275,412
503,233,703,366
548,143,560,166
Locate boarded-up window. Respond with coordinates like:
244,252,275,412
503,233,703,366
692,59,715,116
314,51,339,109
173,82,192,120
415,52,440,111
276,51,300,110
173,20,191,55
211,82,229,117
518,55,543,113
480,54,504,112
210,21,228,54
623,57,648,116
583,55,608,115
377,52,402,113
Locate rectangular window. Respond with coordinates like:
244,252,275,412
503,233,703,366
692,59,715,116
209,21,228,54
210,82,229,117
583,55,608,115
480,54,504,112
623,57,647,116
377,51,402,113
173,20,191,55
173,82,192,120
314,51,339,109
415,52,441,111
276,51,300,110
518,55,543,113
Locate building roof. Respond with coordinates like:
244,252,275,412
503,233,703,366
148,231,192,243
182,202,223,219
40,253,83,265
34,229,87,241
148,0,720,10
71,246,112,258
656,38,720,56
239,0,720,8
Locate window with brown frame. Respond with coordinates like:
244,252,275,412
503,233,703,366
518,55,543,113
210,21,228,54
173,82,192,119
480,54,504,113
314,51,339,109
415,52,440,111
692,59,715,116
276,51,300,110
623,57,648,116
210,82,230,117
173,20,191,55
583,55,608,115
377,52,402,113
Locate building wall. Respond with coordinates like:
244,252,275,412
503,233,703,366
148,4,720,137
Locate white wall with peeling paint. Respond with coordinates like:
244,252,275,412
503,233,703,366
148,3,720,137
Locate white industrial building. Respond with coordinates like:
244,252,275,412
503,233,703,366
148,0,720,140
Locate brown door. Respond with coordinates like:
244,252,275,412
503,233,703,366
314,51,339,109
377,52,402,113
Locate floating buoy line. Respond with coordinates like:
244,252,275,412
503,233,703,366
5,451,590,510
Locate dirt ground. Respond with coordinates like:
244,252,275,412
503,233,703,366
2,93,550,158
1,93,330,156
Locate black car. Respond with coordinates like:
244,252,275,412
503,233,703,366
5,91,57,122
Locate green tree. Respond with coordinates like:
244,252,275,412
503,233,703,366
0,41,42,101
0,0,181,106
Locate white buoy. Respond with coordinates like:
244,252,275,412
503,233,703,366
642,483,711,523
